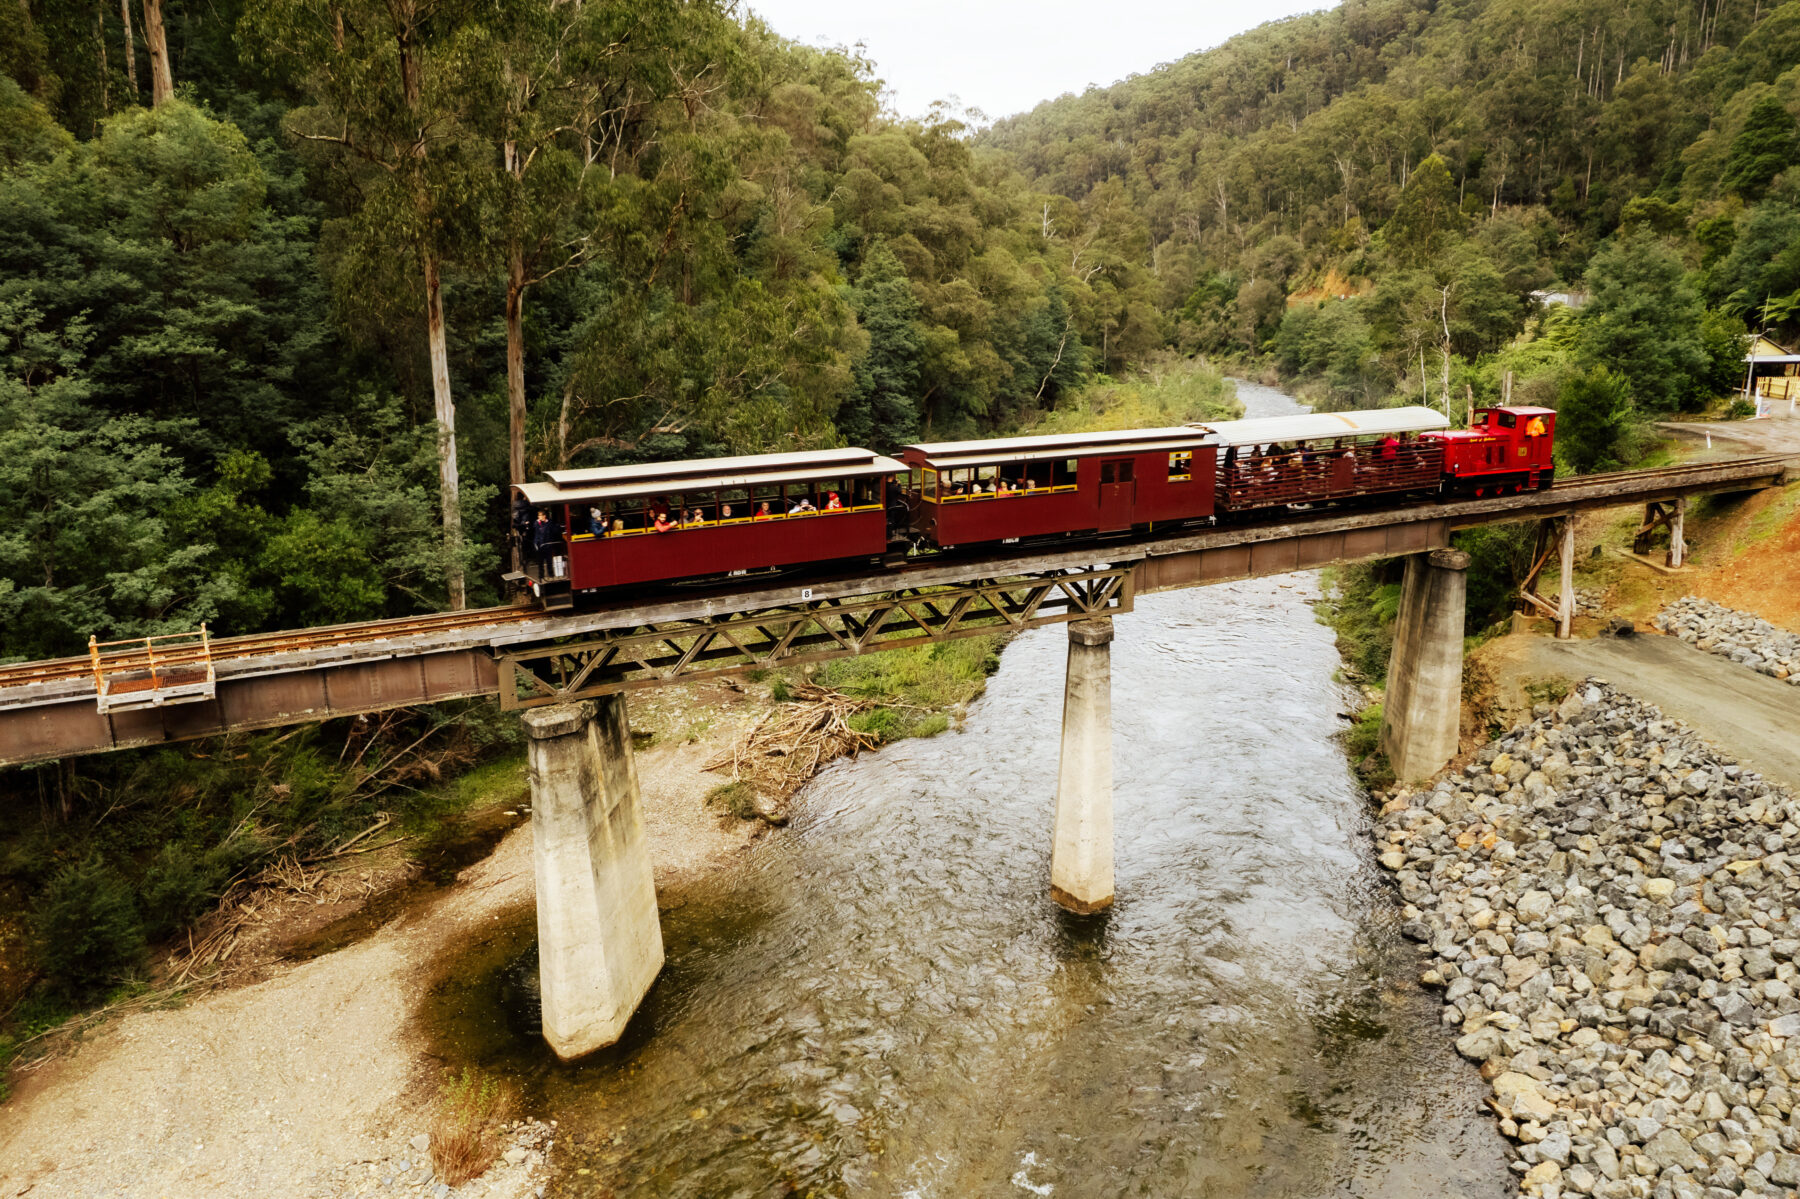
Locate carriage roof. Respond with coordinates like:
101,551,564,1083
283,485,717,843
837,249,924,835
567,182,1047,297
518,447,905,505
903,426,1217,466
1200,406,1450,447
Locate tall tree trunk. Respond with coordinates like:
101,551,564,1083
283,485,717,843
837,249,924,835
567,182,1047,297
423,247,467,610
505,240,528,576
94,1,109,115
506,240,527,488
141,0,171,105
119,0,137,100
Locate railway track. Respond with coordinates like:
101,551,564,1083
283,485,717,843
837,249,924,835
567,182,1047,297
1,453,1790,697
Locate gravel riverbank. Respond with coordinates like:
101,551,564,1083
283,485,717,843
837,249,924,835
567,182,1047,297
1656,598,1800,685
1377,680,1800,1198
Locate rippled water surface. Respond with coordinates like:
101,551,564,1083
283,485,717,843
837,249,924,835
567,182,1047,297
494,380,1510,1197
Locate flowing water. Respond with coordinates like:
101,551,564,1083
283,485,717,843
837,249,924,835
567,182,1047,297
455,379,1511,1197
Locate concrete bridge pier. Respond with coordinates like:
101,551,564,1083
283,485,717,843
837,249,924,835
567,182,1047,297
1051,618,1116,914
523,697,663,1061
1379,548,1471,782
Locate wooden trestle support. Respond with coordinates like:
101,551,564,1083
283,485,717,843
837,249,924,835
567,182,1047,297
1519,516,1577,639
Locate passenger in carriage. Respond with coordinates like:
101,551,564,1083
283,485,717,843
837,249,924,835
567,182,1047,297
788,495,816,514
588,506,606,535
720,503,735,521
1379,435,1400,460
995,478,1013,496
754,502,773,520
653,509,675,533
531,509,560,569
825,491,843,510
685,508,707,527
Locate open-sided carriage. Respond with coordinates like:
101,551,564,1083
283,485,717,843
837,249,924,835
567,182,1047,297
1205,406,1451,514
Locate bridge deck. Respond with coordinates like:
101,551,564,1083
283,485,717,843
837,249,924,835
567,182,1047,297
2,455,1791,767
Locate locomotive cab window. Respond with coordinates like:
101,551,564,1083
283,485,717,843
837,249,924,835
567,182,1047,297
1494,410,1517,428
1168,451,1192,481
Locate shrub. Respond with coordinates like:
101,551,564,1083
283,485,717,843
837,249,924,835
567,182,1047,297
139,843,231,940
429,1067,515,1186
1555,365,1637,473
33,856,145,999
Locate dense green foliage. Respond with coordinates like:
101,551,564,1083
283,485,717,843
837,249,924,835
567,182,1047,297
986,0,1799,434
0,1,1130,662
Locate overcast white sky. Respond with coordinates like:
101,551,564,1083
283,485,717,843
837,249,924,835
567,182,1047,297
745,0,1336,123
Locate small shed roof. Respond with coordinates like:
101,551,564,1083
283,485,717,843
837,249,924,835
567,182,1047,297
1200,406,1450,447
904,426,1217,466
1747,354,1800,364
517,454,907,506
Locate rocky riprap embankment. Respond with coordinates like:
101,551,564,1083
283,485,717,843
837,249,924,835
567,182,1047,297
1656,598,1800,685
1377,681,1800,1198
308,1118,554,1198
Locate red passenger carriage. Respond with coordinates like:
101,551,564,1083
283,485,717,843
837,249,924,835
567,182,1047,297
899,427,1220,549
512,447,907,606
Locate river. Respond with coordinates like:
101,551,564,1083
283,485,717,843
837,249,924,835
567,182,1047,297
477,379,1510,1198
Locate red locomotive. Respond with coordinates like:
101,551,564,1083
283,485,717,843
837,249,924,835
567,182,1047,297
511,405,1557,605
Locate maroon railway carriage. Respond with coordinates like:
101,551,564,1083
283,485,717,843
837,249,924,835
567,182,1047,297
899,427,1220,549
1203,406,1452,515
512,447,907,606
1428,406,1556,494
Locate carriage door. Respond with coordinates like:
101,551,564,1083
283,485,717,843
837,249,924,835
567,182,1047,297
1097,458,1136,530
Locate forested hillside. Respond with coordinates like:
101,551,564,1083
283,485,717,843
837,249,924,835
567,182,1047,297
985,0,1800,424
0,0,1142,659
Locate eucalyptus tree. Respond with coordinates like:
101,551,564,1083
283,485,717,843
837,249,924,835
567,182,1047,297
482,0,731,486
243,0,518,610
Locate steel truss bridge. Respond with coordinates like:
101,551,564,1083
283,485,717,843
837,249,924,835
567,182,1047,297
2,455,1793,768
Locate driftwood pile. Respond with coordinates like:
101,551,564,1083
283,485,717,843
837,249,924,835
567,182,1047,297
705,684,901,815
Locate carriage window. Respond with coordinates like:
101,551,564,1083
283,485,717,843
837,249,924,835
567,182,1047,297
1168,451,1192,480
719,488,749,521
852,477,880,507
785,482,815,512
817,479,846,510
613,497,646,533
922,469,938,501
678,491,719,524
909,466,921,493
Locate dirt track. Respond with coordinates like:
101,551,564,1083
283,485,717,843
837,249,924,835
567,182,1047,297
1511,632,1800,791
